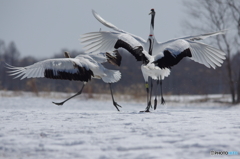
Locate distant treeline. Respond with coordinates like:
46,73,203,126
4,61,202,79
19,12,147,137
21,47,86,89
0,40,239,97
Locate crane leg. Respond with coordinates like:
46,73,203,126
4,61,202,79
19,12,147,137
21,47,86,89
140,82,150,112
109,83,121,111
160,77,165,105
154,79,159,110
145,78,153,112
140,79,152,112
149,79,153,108
52,83,86,106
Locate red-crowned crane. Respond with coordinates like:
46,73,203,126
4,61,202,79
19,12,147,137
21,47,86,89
81,9,226,112
6,51,122,111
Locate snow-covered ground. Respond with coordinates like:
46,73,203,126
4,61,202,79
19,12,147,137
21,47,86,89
0,91,240,159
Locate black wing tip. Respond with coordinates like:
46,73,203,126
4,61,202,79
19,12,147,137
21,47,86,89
106,50,122,67
64,52,71,58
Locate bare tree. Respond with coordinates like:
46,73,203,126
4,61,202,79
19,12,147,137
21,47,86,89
227,0,240,103
183,0,240,104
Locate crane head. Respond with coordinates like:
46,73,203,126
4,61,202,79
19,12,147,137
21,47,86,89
149,9,155,15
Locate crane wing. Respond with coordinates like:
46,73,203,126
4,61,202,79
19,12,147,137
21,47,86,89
153,31,226,69
6,58,93,82
178,30,226,41
187,40,226,68
81,31,145,61
92,10,147,48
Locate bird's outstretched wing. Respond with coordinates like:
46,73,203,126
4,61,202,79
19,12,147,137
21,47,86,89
178,30,226,41
6,58,93,82
81,31,145,61
153,31,226,69
187,40,226,68
92,10,124,33
92,10,147,48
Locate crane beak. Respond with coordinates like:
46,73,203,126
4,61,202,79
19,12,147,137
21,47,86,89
149,12,152,15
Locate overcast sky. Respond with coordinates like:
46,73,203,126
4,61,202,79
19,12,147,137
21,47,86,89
1,0,188,58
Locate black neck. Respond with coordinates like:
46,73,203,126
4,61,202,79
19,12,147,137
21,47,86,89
151,14,155,29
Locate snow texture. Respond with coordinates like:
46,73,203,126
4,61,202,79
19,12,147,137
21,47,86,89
0,91,240,159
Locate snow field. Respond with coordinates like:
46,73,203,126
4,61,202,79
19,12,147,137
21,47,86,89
0,92,240,159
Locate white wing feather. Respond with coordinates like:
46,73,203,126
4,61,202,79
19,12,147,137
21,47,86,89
81,32,119,53
81,31,143,53
6,58,88,80
92,10,147,47
179,30,227,41
92,10,124,33
188,41,225,69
